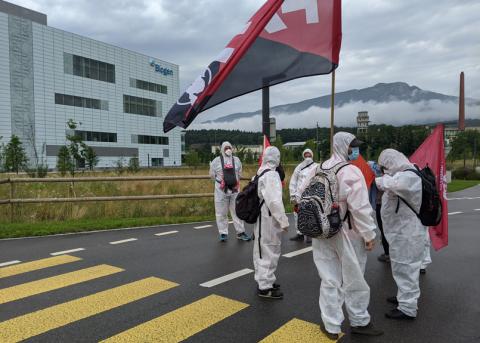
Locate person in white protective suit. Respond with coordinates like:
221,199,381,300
297,132,383,339
209,142,251,242
376,148,427,320
289,148,317,243
253,146,290,299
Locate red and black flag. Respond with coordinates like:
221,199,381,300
163,0,342,133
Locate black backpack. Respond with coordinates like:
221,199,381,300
396,165,442,226
220,155,237,191
235,170,271,224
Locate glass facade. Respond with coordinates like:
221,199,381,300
151,158,164,167
64,53,115,83
55,93,108,110
123,95,162,117
132,134,169,145
130,78,168,94
75,130,117,143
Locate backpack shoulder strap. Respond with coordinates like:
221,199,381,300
333,162,350,175
300,162,315,171
256,169,272,180
220,155,225,170
396,196,419,216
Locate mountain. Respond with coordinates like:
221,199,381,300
203,82,480,123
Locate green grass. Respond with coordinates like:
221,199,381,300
448,180,480,193
0,215,215,239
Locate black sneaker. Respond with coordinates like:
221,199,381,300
319,323,340,340
420,268,427,274
272,283,280,289
377,254,390,263
257,288,283,299
289,234,304,241
387,296,398,304
351,323,384,336
385,309,415,320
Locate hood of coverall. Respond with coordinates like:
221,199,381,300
220,141,232,158
332,132,356,162
258,146,281,174
303,148,313,159
378,149,414,175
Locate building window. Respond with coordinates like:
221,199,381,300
163,149,169,158
55,93,108,110
129,78,168,94
151,158,164,167
64,53,115,83
131,134,169,145
124,95,162,117
74,130,117,143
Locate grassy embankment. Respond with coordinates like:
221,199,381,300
0,166,477,239
0,165,296,239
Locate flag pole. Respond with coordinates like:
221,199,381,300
330,69,336,154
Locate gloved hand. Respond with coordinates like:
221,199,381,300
293,204,299,213
235,180,240,191
220,180,225,190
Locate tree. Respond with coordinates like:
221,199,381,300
56,146,73,176
185,150,201,168
0,136,5,172
65,119,84,176
82,144,99,171
4,135,28,174
128,157,140,173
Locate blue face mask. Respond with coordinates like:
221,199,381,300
348,147,360,161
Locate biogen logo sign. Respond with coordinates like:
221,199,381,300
149,59,174,76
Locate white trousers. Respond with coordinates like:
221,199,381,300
312,231,371,334
214,191,245,235
253,214,282,290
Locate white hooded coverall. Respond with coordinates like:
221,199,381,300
253,146,290,291
289,149,318,235
376,149,426,317
209,141,245,235
298,132,377,334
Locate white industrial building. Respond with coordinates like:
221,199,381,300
0,0,182,168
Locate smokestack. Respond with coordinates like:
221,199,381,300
459,71,465,131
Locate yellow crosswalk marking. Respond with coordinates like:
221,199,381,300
101,294,249,343
259,318,342,342
0,277,178,343
0,264,124,304
0,255,81,279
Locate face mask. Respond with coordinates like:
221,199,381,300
276,163,285,182
224,149,232,157
304,157,313,164
348,147,360,161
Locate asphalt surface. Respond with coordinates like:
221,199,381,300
0,186,479,342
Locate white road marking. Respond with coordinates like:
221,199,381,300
200,268,253,288
283,247,313,258
228,221,234,224
155,231,178,236
448,212,463,216
194,225,212,230
50,248,85,256
0,260,21,267
474,209,480,211
109,238,138,245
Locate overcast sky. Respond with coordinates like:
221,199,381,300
11,0,480,128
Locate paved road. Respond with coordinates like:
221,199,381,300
1,186,479,342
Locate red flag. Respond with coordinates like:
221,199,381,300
258,135,272,166
410,124,448,250
164,0,342,132
350,155,375,190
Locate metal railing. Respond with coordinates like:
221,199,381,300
0,175,239,222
